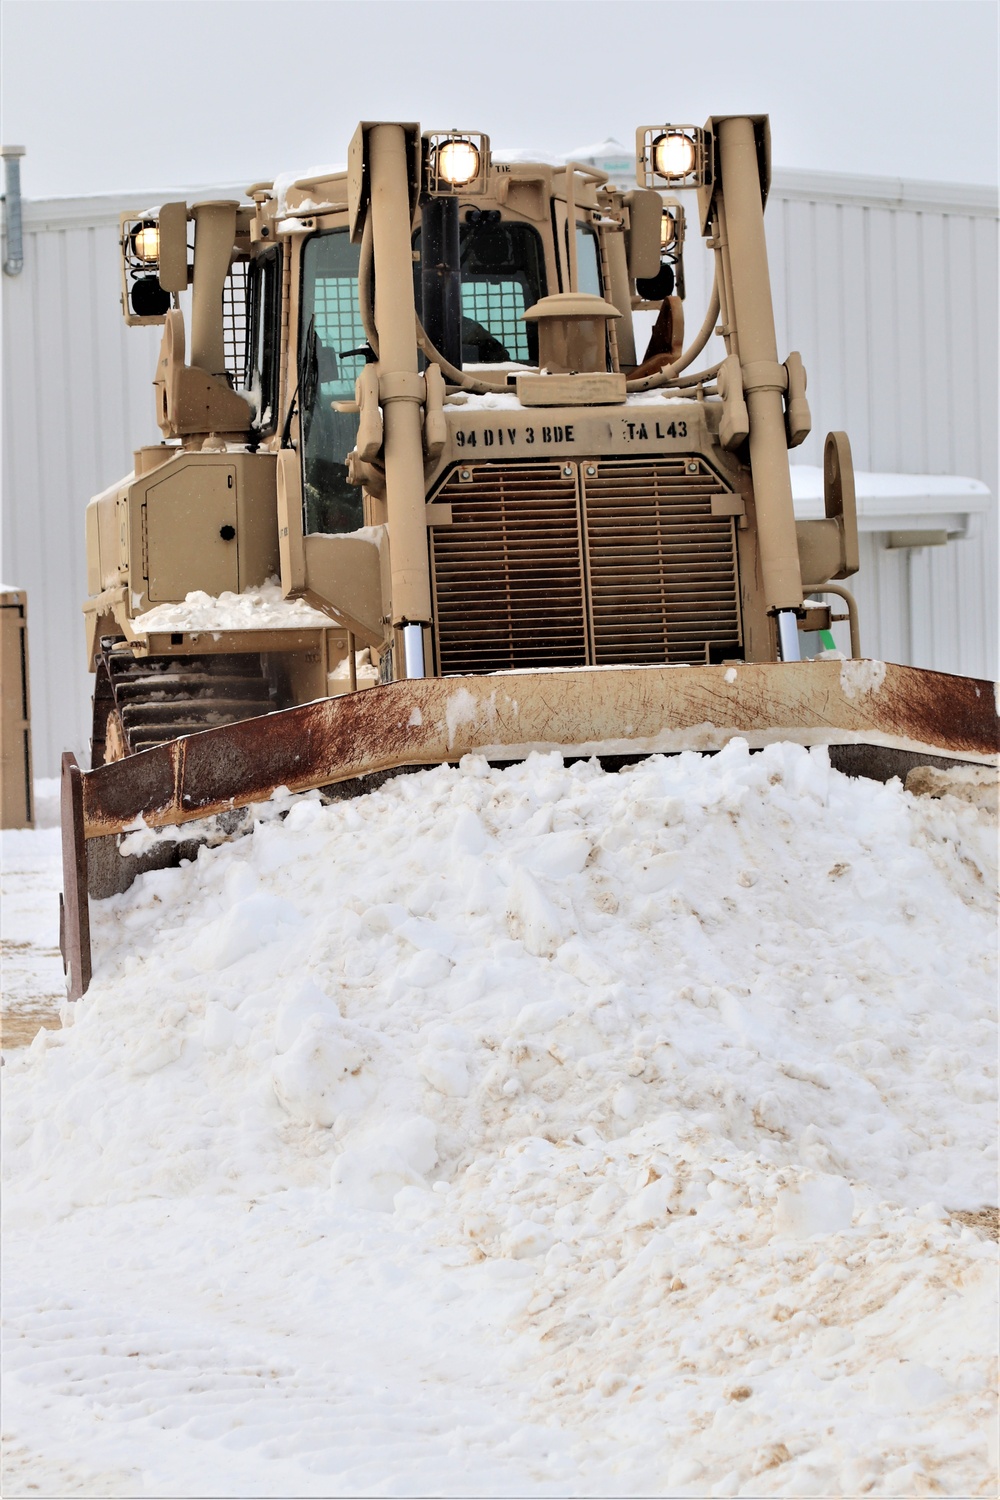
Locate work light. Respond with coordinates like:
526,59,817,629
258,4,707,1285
653,133,696,179
130,222,160,264
437,139,480,187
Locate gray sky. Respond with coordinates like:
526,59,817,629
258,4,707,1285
2,0,997,199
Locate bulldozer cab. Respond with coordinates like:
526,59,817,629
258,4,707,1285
293,172,616,539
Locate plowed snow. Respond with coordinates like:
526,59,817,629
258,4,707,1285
3,743,997,1497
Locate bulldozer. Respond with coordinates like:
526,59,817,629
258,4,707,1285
60,116,998,998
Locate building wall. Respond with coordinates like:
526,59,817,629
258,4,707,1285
769,172,998,681
673,170,998,677
1,187,242,774
2,172,997,776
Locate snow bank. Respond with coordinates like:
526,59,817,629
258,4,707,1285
4,743,996,1495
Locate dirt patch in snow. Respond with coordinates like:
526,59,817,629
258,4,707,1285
951,1207,999,1241
0,1005,62,1051
1,823,65,1053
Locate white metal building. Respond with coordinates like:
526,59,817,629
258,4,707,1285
2,166,997,776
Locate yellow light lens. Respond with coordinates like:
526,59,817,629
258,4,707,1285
660,211,676,248
436,138,481,187
652,132,696,179
131,223,160,263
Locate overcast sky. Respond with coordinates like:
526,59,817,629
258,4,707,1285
1,0,997,199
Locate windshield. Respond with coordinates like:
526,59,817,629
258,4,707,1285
299,230,366,534
415,218,547,365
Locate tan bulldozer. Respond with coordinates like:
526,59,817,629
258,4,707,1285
61,116,998,998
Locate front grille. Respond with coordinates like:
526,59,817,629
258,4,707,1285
430,462,587,674
584,457,741,664
429,456,742,673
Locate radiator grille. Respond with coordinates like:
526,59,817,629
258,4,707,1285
430,462,588,674
584,457,741,664
429,456,742,673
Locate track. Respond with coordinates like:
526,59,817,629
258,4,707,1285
91,643,275,766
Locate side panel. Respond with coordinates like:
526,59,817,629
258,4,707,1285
235,451,280,590
145,465,238,601
128,452,280,608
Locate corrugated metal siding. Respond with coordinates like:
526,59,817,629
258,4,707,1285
765,185,998,680
2,173,997,775
2,209,163,775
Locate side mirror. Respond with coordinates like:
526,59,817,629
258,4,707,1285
623,189,662,282
157,202,189,293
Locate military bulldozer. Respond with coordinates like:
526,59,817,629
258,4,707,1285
60,116,998,997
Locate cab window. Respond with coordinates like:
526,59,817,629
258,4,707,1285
414,218,547,365
459,219,546,363
299,230,366,535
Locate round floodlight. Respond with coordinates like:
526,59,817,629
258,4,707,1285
652,132,697,179
436,138,481,187
660,211,676,248
131,222,160,263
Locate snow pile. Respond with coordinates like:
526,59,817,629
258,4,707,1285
4,743,997,1495
132,577,334,634
327,645,380,689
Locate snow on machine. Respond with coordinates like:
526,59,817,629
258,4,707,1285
60,116,998,996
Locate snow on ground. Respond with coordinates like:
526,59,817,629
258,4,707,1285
1,780,64,1049
2,744,997,1497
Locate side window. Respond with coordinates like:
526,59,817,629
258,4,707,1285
246,247,281,433
299,230,366,535
575,226,602,297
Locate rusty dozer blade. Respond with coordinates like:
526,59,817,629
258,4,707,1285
61,659,998,999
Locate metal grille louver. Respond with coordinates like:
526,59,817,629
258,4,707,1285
429,455,742,673
584,457,741,664
430,462,587,674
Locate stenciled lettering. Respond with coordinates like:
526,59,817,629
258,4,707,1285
454,423,577,450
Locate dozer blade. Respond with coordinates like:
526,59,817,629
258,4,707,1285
62,659,998,998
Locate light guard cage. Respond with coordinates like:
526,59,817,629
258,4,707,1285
422,132,491,197
120,213,171,327
661,197,686,264
660,196,686,300
635,126,712,190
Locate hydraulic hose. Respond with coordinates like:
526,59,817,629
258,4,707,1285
360,205,508,394
414,316,512,395
358,214,380,361
416,312,722,399
383,238,724,400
